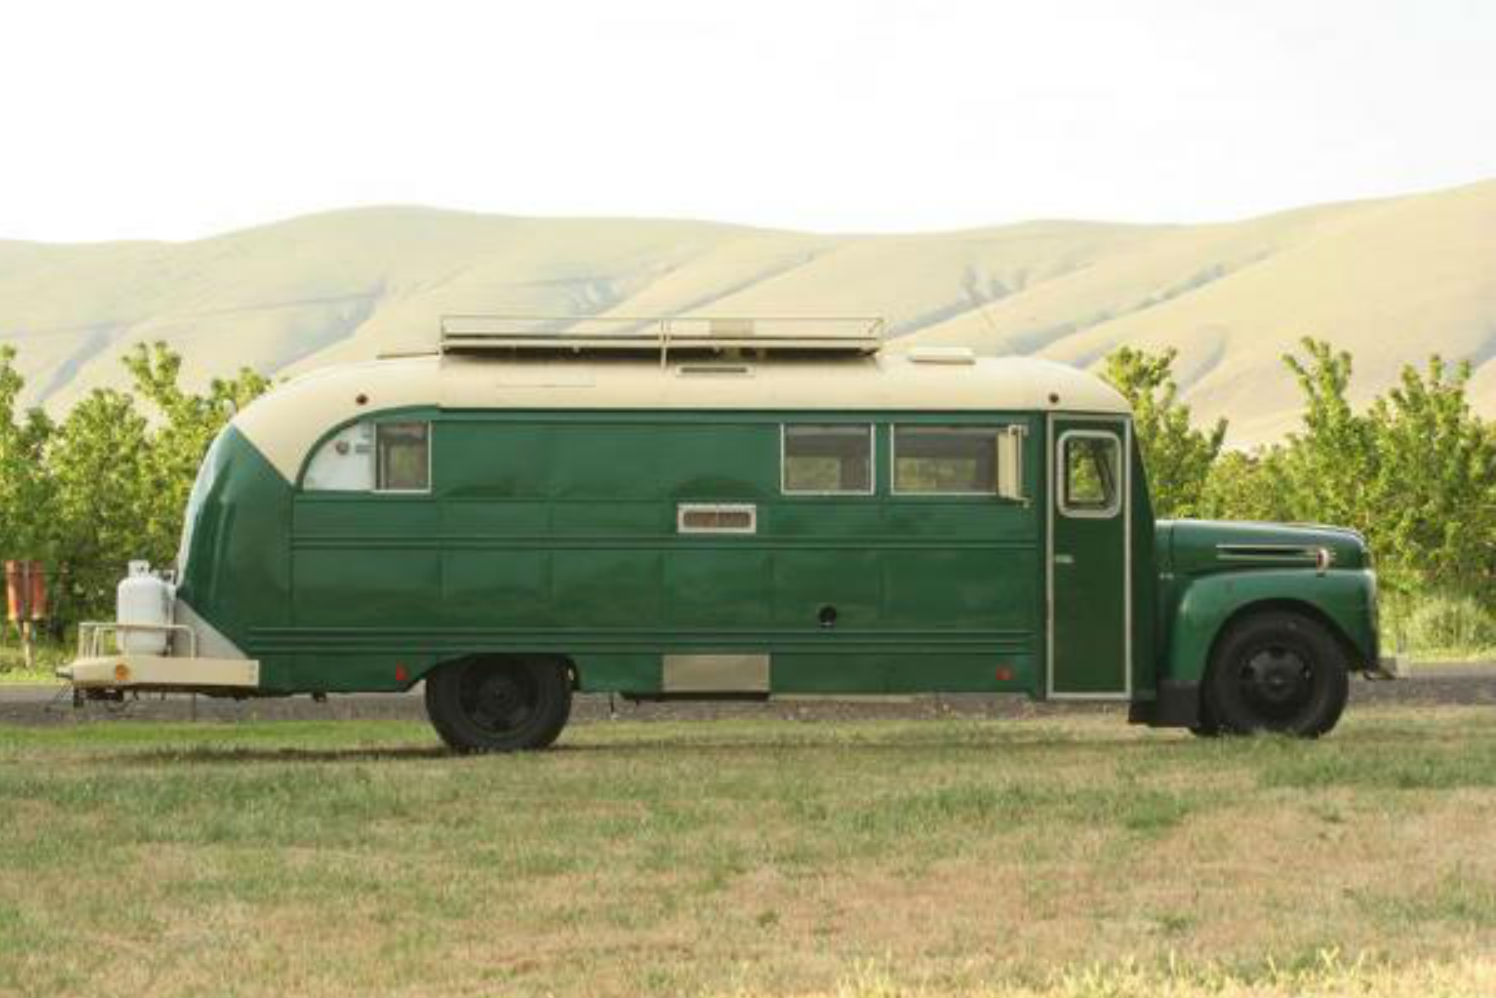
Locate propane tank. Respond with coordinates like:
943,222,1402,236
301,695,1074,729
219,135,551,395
116,561,175,655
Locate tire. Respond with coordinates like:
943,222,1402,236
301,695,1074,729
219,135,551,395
424,655,572,752
1188,691,1221,738
1202,610,1349,737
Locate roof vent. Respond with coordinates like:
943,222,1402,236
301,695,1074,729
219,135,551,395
908,346,976,365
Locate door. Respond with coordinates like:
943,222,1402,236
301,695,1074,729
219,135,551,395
1048,416,1130,697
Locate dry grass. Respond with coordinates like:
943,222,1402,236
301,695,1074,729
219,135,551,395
2,706,1496,996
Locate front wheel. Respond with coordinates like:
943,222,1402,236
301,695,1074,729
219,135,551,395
424,655,572,752
1202,611,1349,737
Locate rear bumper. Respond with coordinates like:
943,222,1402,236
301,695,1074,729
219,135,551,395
58,655,261,691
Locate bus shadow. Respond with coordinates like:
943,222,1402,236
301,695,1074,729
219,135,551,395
98,745,453,766
94,732,1184,766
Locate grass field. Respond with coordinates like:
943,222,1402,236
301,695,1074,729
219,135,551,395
2,709,1496,997
0,639,69,685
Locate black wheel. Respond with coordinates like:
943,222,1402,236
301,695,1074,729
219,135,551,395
1202,611,1348,737
424,655,572,752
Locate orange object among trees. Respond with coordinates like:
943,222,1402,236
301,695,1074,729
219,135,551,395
4,560,47,622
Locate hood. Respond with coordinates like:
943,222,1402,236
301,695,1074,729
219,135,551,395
1160,519,1370,575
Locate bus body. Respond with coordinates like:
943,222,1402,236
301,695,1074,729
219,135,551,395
62,317,1392,748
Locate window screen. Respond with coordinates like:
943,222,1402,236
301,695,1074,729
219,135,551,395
893,426,1001,494
1060,433,1120,515
782,425,873,494
375,422,430,492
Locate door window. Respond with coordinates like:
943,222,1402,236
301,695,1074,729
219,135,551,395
1058,432,1120,517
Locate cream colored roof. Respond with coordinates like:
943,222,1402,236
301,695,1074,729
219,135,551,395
233,352,1130,482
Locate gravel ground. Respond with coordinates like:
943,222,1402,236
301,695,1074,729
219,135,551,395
1,663,1491,728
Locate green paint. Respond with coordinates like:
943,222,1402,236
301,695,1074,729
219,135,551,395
173,405,1378,720
1155,519,1378,684
1049,416,1132,695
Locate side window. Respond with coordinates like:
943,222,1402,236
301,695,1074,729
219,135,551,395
375,422,431,492
782,424,873,494
303,420,430,493
1059,432,1120,516
892,426,1003,495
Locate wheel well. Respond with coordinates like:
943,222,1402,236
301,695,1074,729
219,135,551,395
424,653,578,688
1204,599,1364,676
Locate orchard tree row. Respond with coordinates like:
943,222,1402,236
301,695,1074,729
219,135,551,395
0,344,267,628
1107,338,1496,644
1,337,1492,644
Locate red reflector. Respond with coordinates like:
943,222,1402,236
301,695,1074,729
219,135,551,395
395,664,409,682
995,666,1014,682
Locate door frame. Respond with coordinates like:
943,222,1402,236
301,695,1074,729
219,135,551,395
1045,412,1132,700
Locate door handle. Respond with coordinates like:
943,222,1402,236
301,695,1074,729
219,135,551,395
1054,553,1075,565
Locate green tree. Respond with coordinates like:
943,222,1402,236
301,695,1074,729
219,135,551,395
1102,345,1226,518
45,388,153,621
1362,355,1496,602
122,342,270,562
1198,447,1294,523
1276,338,1377,531
35,342,269,624
0,346,55,561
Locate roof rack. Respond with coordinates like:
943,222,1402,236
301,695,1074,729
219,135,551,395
439,315,883,363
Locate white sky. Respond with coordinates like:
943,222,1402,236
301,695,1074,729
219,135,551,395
3,0,1494,242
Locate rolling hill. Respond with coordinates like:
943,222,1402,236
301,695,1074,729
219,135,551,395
2,178,1493,445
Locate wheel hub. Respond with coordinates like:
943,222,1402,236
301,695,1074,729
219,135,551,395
460,662,539,734
1239,645,1312,717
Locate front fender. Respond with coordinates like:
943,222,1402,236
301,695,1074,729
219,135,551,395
1165,569,1378,683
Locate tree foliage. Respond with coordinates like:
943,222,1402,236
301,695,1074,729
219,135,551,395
1113,337,1496,612
0,343,268,624
1,336,1492,639
1102,345,1226,518
0,346,55,560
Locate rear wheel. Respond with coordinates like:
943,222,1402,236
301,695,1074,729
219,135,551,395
1202,610,1348,737
424,655,572,752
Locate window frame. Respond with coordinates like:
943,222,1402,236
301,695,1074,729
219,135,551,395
779,423,876,497
1056,429,1122,519
889,423,1013,498
372,420,433,495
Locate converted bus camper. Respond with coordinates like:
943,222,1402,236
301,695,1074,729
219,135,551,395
61,316,1396,750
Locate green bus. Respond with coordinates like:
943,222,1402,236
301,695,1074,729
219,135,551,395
62,316,1395,749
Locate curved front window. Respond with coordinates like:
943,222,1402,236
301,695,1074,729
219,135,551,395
303,419,430,493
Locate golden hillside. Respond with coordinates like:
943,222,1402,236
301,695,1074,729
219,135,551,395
2,179,1492,445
